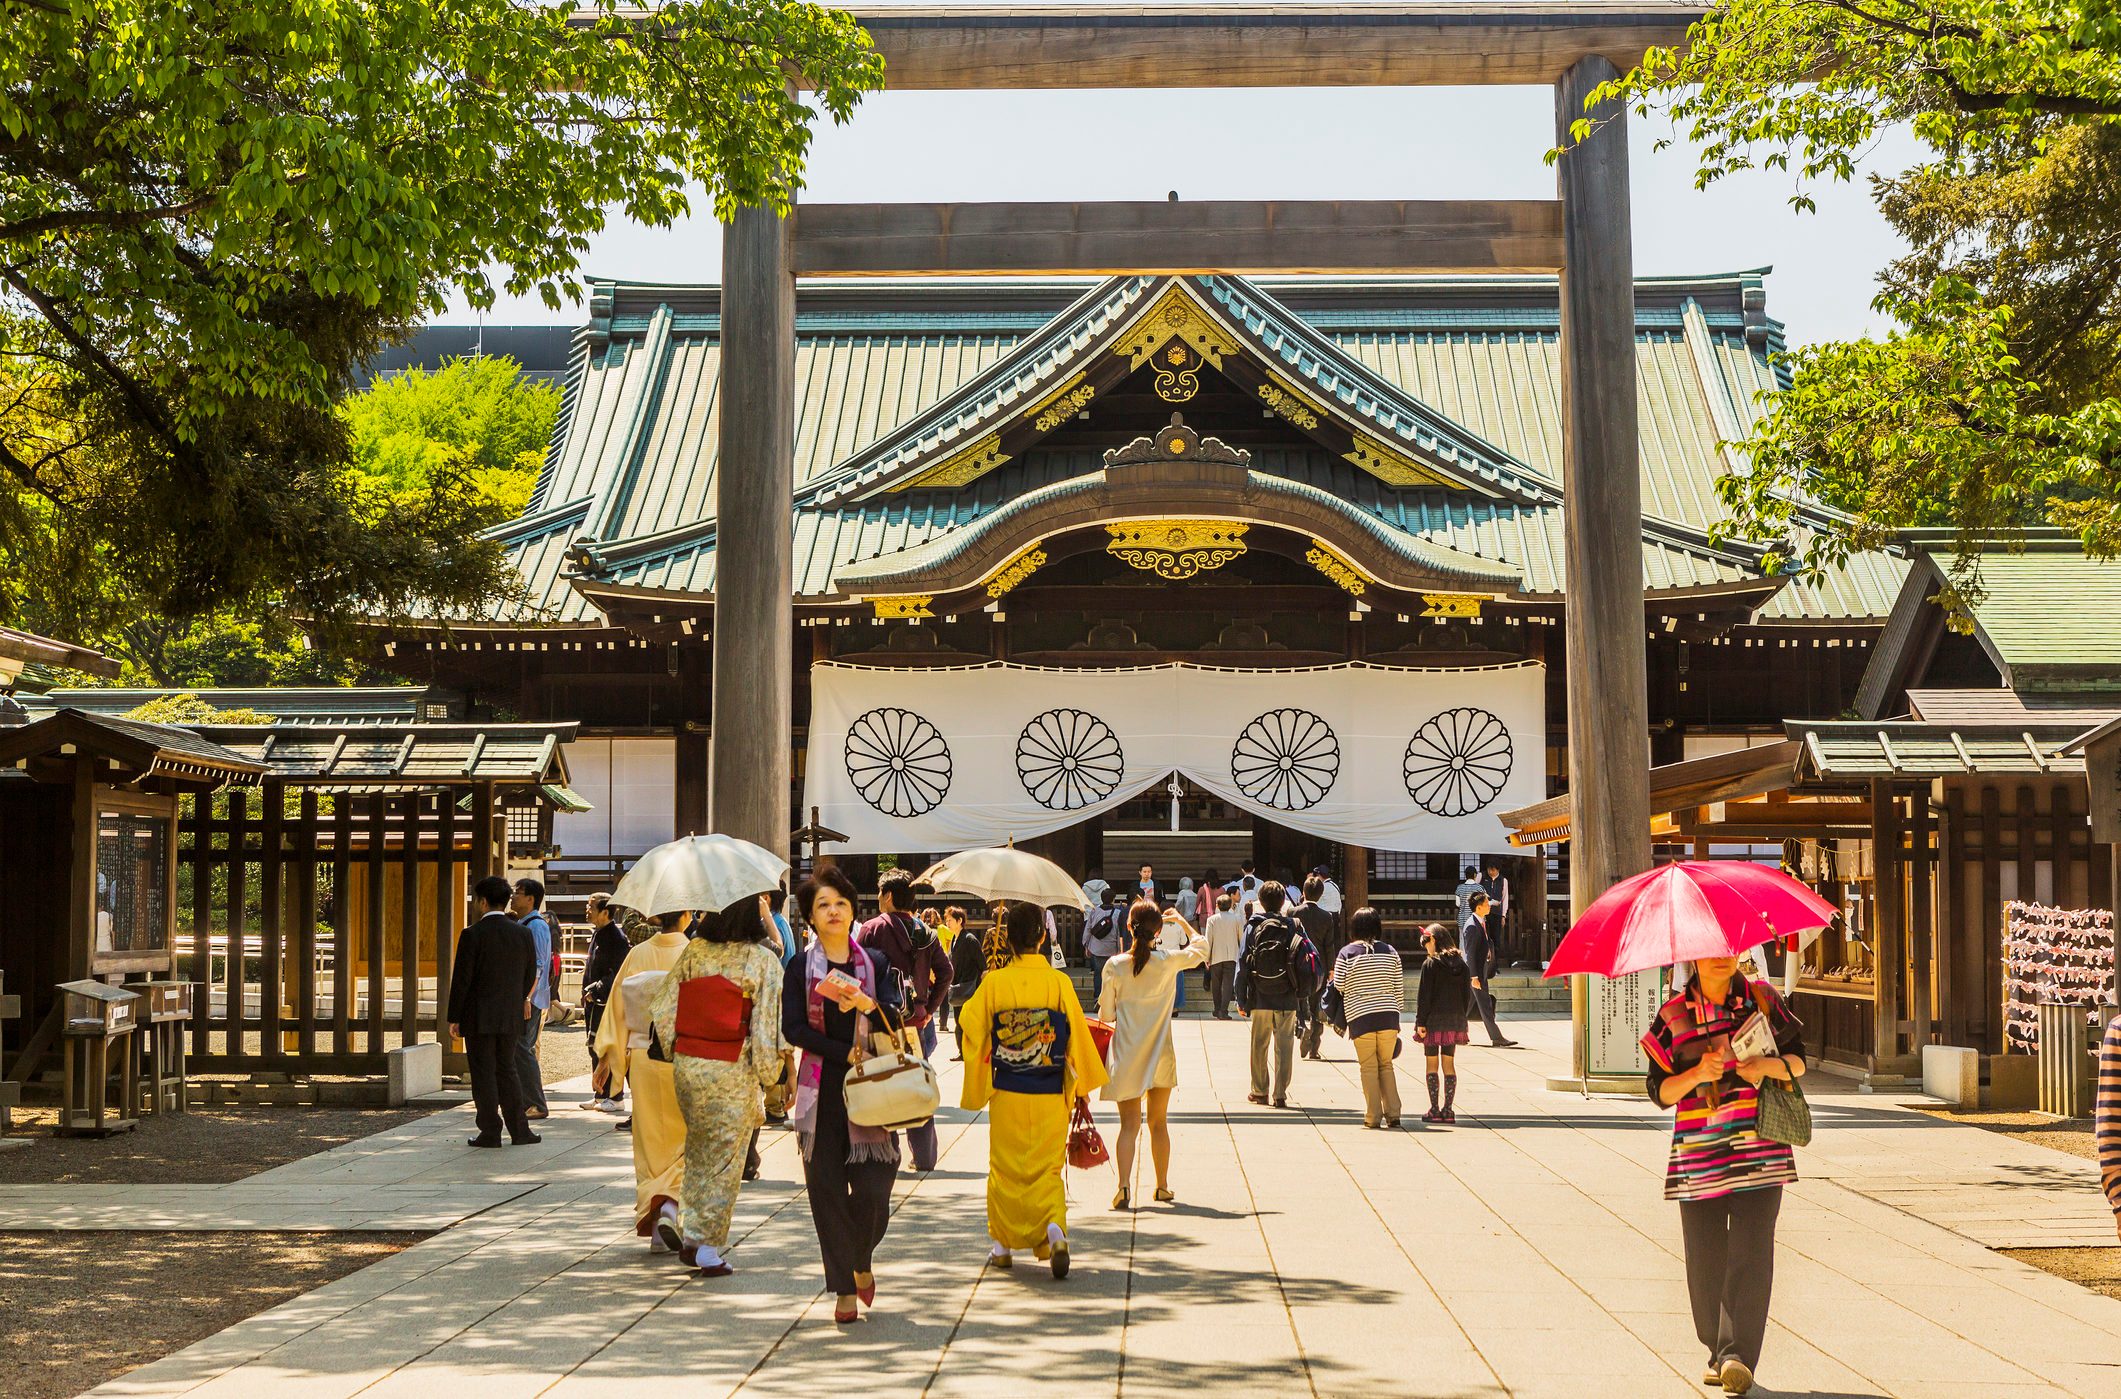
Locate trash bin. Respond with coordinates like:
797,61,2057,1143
2035,1002,2096,1116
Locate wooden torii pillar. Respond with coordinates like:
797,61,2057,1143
1556,57,1655,1086
712,204,797,861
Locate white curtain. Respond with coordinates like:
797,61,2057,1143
803,661,1546,854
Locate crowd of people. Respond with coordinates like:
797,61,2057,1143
436,847,2121,1399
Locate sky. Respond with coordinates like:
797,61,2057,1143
445,85,1922,350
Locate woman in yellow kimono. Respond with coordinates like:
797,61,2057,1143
960,901,1108,1278
593,909,691,1249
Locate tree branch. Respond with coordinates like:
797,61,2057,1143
0,192,220,245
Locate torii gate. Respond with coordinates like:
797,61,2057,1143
711,3,1695,1084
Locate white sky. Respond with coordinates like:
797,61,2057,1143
446,86,1921,350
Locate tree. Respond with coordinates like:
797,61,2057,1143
1589,0,2121,613
8,353,563,685
123,692,274,725
1,0,880,637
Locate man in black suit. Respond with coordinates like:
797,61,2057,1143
448,875,541,1147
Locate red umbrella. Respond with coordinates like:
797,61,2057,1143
1544,861,1839,979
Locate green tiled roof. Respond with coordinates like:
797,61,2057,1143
484,271,1899,627
1965,550,2121,685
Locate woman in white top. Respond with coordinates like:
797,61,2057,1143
1098,899,1208,1210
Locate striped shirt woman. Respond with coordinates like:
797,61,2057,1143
2098,1012,2121,1236
1643,956,1807,1397
1331,909,1405,1129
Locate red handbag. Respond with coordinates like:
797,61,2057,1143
1066,1096,1108,1170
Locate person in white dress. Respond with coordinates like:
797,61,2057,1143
1097,899,1208,1210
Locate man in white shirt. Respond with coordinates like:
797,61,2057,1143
1234,860,1263,920
1310,865,1343,916
1202,892,1246,1020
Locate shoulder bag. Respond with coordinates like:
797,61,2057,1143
843,999,941,1130
1754,1055,1813,1147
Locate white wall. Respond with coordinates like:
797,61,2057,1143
552,737,675,868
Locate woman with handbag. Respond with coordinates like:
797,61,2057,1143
960,901,1109,1278
592,909,693,1250
1644,954,1809,1397
1098,901,1206,1209
647,897,785,1277
783,867,907,1324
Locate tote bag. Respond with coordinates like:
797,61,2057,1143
843,1001,941,1130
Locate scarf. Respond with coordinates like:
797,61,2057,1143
1641,975,1802,1084
790,940,896,1165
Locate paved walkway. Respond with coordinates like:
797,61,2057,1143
79,1014,2121,1399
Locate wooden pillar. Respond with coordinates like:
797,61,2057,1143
1557,56,1652,1078
1344,843,1370,917
1871,779,1904,1070
471,781,497,885
260,779,284,1066
1908,790,1934,1049
711,202,796,859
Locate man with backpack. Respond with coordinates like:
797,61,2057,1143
856,869,952,1170
1235,881,1318,1108
1293,876,1343,1060
1081,888,1124,1002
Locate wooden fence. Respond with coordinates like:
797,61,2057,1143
178,782,502,1075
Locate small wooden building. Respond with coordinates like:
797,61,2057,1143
0,711,584,1086
0,711,266,1075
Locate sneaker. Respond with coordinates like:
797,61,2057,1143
1422,1107,1442,1123
1439,1108,1455,1125
593,1098,628,1116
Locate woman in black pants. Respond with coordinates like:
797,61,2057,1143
784,867,905,1325
1644,954,1808,1396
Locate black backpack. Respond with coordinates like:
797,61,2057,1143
1247,916,1298,995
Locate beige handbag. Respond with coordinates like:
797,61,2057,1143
843,1000,941,1130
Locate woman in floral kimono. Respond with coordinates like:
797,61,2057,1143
959,901,1108,1278
592,909,691,1249
648,897,785,1277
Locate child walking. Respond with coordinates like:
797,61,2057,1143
1415,922,1472,1123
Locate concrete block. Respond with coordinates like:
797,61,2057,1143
1985,1052,2038,1111
1922,1044,1980,1106
386,1042,443,1106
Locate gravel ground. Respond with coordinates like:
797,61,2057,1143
537,1015,598,1090
1912,1107,2097,1162
0,1103,432,1186
0,1231,424,1399
1999,1246,2121,1301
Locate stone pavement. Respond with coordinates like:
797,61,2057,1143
75,1013,2121,1399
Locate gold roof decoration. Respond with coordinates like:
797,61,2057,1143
1111,283,1243,370
1305,541,1368,596
1101,413,1251,473
1105,520,1249,581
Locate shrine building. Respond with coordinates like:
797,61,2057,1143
360,269,1907,959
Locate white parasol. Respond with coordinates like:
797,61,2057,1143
915,843,1091,911
611,834,789,917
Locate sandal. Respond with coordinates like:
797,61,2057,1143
1153,1186,1175,1203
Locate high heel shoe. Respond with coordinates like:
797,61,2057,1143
834,1297,861,1324
854,1272,876,1307
1111,1185,1131,1211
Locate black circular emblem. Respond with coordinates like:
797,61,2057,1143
1403,708,1514,817
1016,709,1126,811
1230,708,1341,811
844,708,952,818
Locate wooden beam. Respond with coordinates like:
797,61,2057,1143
792,200,1564,276
846,4,1702,89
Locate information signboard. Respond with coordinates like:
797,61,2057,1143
1586,969,1664,1078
